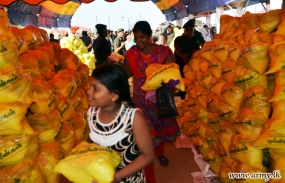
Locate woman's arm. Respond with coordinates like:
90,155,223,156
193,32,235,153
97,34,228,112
124,58,133,78
113,110,154,182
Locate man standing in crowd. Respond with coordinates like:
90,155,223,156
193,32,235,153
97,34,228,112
49,33,59,43
201,24,210,42
107,29,114,52
92,24,111,67
166,25,175,46
80,30,92,52
114,28,126,57
174,18,205,99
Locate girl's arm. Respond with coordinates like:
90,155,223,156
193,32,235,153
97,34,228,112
113,110,154,182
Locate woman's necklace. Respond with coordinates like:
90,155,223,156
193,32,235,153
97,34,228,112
100,106,121,123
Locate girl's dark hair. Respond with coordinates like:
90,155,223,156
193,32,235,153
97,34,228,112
91,62,135,107
132,21,152,37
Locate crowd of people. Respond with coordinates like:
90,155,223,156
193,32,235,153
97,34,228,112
51,19,211,183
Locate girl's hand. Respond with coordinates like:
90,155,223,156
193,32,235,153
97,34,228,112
111,173,120,183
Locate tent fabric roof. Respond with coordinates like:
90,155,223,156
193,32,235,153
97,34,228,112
3,0,80,28
0,0,264,28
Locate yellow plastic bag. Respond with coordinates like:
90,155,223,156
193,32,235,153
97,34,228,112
228,44,244,62
77,63,89,84
0,102,34,135
232,12,260,37
0,35,19,69
10,26,29,56
220,83,244,109
18,53,41,78
234,67,268,90
196,136,209,157
222,60,237,83
229,134,264,170
268,148,285,183
210,80,225,97
141,63,184,91
37,141,61,183
232,108,266,141
0,9,15,38
206,92,221,113
266,41,285,74
76,87,89,110
70,90,83,111
207,112,222,132
213,41,231,62
242,85,271,119
0,159,45,183
189,51,201,71
237,42,270,74
218,101,239,123
48,70,77,98
205,147,223,175
58,48,81,70
271,99,285,120
259,9,285,33
27,50,55,80
57,122,75,157
209,58,223,79
219,15,238,38
254,119,285,149
27,109,62,144
24,25,44,47
69,112,86,140
270,69,285,102
54,141,121,183
37,45,56,67
57,95,75,122
17,27,38,50
218,121,237,157
218,162,236,183
222,17,240,39
59,68,80,86
200,42,215,62
267,73,276,95
30,78,58,114
0,134,39,167
0,66,33,104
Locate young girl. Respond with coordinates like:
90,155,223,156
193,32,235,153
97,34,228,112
87,62,154,183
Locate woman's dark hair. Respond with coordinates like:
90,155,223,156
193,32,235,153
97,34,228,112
132,21,152,37
91,62,135,107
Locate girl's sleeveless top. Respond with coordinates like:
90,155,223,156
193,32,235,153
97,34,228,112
88,104,145,183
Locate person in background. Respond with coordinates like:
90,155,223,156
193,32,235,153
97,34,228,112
201,24,211,42
125,21,180,183
92,24,112,67
110,30,116,40
114,31,118,38
88,62,154,183
49,33,59,43
210,26,216,40
152,35,158,44
80,30,92,52
124,31,129,41
174,18,205,100
114,28,126,57
124,34,133,50
165,25,175,46
107,29,114,52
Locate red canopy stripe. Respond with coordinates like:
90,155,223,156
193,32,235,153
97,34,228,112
0,0,150,6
